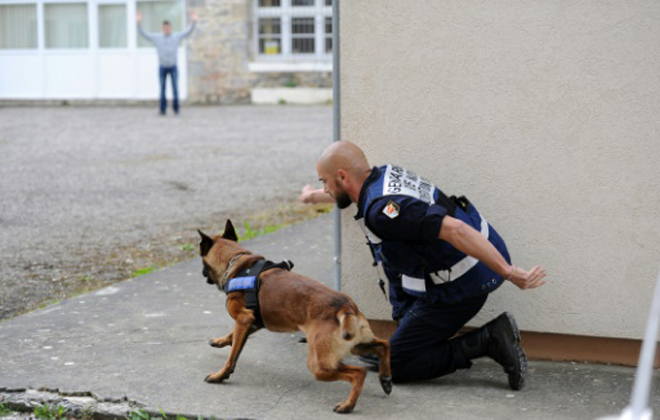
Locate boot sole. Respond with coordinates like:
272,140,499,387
501,312,527,391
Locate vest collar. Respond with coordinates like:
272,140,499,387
356,166,381,219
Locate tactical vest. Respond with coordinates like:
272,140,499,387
356,165,510,305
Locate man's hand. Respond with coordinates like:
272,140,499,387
189,10,198,22
136,10,142,22
507,265,547,290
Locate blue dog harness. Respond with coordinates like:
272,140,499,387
225,259,294,328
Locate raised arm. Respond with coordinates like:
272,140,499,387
136,11,157,43
439,216,547,290
179,10,197,39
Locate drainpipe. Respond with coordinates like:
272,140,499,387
332,0,341,291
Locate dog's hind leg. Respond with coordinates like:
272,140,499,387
205,295,256,383
307,326,367,413
352,339,392,395
312,363,367,414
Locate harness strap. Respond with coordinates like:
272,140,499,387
227,259,294,329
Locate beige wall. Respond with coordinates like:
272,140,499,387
340,0,660,340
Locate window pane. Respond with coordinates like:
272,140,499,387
292,0,314,6
325,17,332,53
291,17,314,54
137,0,183,47
45,3,88,48
0,4,37,49
258,0,280,6
292,17,314,34
258,17,280,54
325,0,332,5
99,4,127,48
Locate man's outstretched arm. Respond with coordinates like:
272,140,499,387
299,185,334,204
439,216,547,290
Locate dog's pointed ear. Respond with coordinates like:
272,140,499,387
222,219,239,242
198,229,214,257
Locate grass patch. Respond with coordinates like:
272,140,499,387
131,265,157,277
239,221,283,241
180,243,195,252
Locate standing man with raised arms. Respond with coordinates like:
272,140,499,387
137,9,197,115
300,141,547,389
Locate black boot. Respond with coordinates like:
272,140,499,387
455,312,527,390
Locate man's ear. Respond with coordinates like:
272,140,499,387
337,168,350,187
198,230,214,257
222,219,239,242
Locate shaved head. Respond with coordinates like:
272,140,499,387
316,141,372,208
317,141,371,179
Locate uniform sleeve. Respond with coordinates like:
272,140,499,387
366,196,447,243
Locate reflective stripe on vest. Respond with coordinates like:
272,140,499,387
401,214,489,294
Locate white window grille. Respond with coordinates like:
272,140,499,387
254,0,332,63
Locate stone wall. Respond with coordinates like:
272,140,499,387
186,0,331,104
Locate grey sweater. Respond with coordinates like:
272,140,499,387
138,22,196,67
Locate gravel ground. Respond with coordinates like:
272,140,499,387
0,105,332,320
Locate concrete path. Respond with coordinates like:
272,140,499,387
0,215,655,420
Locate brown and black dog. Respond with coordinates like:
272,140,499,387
198,220,392,414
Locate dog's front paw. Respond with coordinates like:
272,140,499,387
333,402,354,414
379,375,393,395
204,372,228,383
209,338,230,348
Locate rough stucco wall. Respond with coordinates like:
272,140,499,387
340,1,660,340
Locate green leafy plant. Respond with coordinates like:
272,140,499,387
34,403,66,420
0,403,14,417
129,409,151,420
128,409,190,420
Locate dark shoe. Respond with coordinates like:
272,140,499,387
457,312,527,390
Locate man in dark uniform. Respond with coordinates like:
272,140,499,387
300,141,547,389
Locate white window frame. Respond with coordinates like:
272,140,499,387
250,0,332,72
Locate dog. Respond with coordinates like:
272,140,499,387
198,219,392,413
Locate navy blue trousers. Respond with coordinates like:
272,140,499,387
389,293,488,383
159,65,179,114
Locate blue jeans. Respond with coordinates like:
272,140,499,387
389,293,488,383
159,65,179,114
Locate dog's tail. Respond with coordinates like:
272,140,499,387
337,308,358,341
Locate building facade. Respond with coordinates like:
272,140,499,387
339,0,660,365
0,0,332,102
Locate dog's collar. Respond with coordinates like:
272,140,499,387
221,252,251,286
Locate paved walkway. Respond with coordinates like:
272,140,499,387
1,215,655,420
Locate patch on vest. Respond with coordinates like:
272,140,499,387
383,201,400,219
